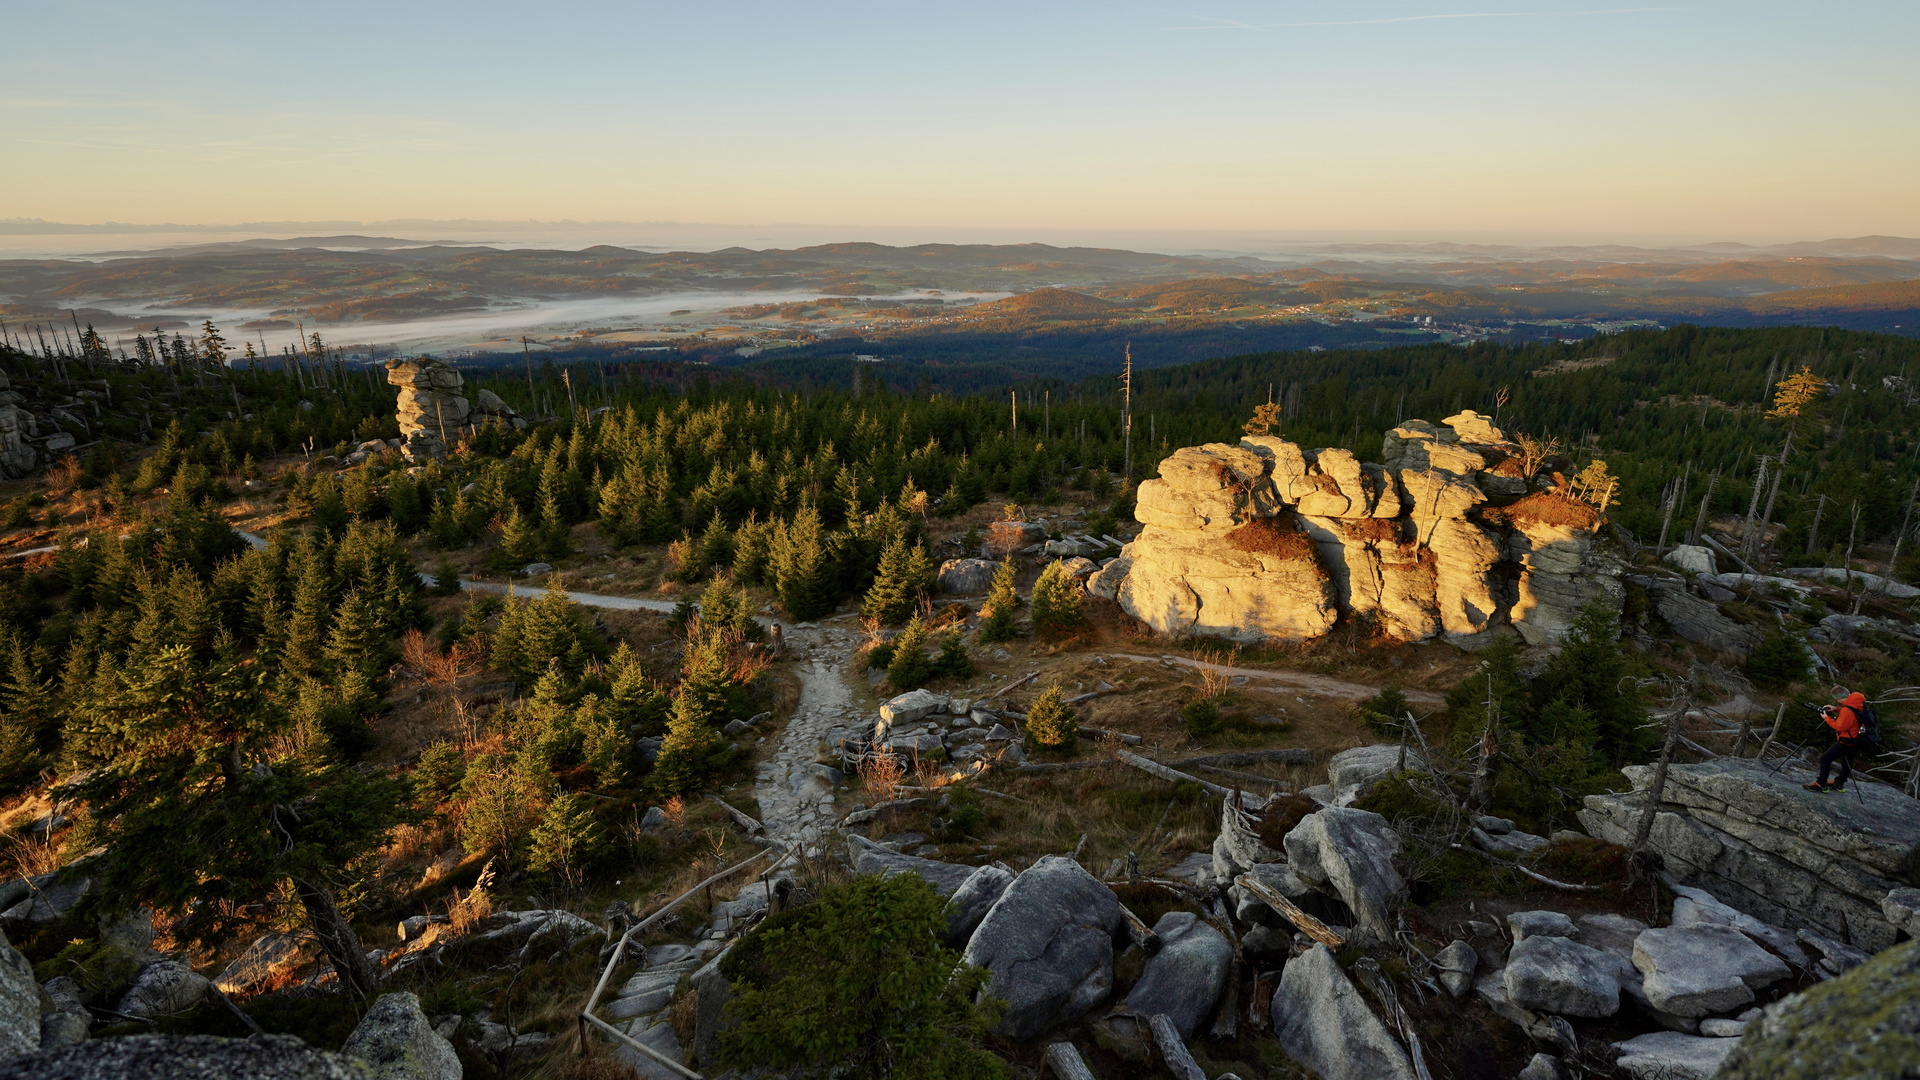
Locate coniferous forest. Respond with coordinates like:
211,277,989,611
1,320,1917,1075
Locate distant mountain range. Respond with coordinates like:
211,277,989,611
1,235,1914,347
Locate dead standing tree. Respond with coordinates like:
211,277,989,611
1630,669,1701,878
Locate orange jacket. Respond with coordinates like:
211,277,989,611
1827,692,1867,740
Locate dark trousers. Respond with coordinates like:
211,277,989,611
1818,740,1856,786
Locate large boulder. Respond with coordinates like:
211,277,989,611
1502,935,1624,1018
341,991,461,1080
1637,577,1764,652
960,856,1122,1039
1632,924,1791,1018
877,689,948,728
0,870,90,928
944,864,1015,948
1087,555,1132,600
1663,545,1717,575
38,978,88,1050
1270,944,1417,1080
115,960,209,1021
937,559,1000,595
1504,518,1625,646
1612,1031,1741,1080
1717,939,1920,1079
0,930,35,1062
1326,744,1424,804
847,835,978,897
1669,883,1807,965
1118,521,1337,643
0,1034,368,1080
1579,757,1920,951
1122,912,1233,1039
1283,808,1405,944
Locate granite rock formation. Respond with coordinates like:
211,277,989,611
386,358,523,460
1114,412,1620,646
1579,758,1920,951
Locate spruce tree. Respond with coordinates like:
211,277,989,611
64,645,410,997
978,559,1020,643
282,558,332,676
1030,560,1084,636
886,616,936,690
773,505,837,621
527,792,608,890
863,537,921,625
499,505,540,568
652,689,728,794
323,589,390,678
1024,684,1078,751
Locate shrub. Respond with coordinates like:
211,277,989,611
1747,625,1813,690
886,616,936,690
935,630,974,679
1029,560,1083,637
527,792,609,890
978,560,1020,643
1180,697,1222,738
719,872,1003,1080
413,742,467,807
1024,685,1078,751
1354,683,1409,738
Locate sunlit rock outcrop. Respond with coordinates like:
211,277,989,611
1113,411,1620,646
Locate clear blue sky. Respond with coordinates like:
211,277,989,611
5,1,1916,242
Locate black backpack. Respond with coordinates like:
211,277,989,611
1854,702,1882,750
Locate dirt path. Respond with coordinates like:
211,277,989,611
445,575,861,851
750,620,863,853
1105,651,1445,705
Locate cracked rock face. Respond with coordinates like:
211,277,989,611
960,856,1122,1040
1112,414,1619,647
1579,758,1920,951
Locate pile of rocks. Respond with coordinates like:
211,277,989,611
386,357,524,460
1579,757,1920,951
834,689,1028,774
1106,412,1621,647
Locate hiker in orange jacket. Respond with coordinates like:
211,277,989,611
1805,690,1867,792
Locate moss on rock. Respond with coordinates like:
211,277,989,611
1719,939,1920,1079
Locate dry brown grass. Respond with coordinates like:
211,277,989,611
558,1054,642,1080
1339,516,1404,543
1482,491,1600,531
1226,515,1319,562
860,749,907,804
3,831,62,878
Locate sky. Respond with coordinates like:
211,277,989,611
4,1,1917,245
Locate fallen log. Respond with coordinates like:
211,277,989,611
1165,748,1312,769
1148,1014,1206,1080
1042,1042,1097,1080
1014,760,1110,773
992,671,1040,700
1115,749,1233,798
1234,873,1346,948
706,794,763,833
1196,764,1291,790
1080,725,1143,745
1449,843,1603,891
1116,902,1163,954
